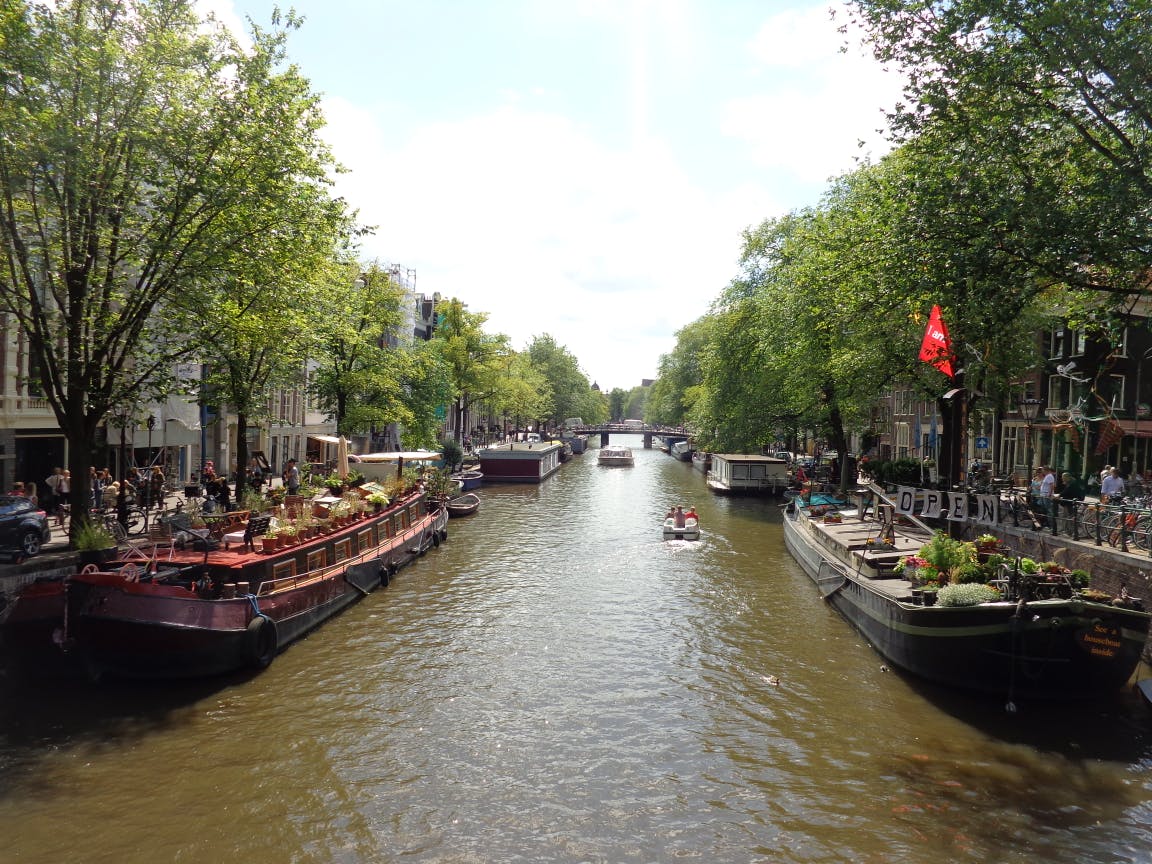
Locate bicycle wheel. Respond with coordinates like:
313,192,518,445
124,506,147,536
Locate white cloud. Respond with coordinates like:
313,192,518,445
323,97,761,387
723,6,905,184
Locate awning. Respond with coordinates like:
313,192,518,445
308,434,342,445
1116,420,1152,439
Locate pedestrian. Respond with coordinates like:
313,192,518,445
25,481,38,507
150,466,165,509
1101,467,1125,503
1059,472,1085,522
56,470,71,527
44,466,63,515
1037,465,1056,527
284,458,300,495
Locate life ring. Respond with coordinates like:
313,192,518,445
120,563,139,582
247,615,278,669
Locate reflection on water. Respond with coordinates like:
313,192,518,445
3,436,1152,862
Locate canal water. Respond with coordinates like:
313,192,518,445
4,436,1152,862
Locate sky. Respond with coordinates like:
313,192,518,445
207,0,905,391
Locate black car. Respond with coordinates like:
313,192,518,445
0,495,51,557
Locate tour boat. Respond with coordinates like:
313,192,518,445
597,445,634,467
1,490,447,681
782,493,1151,701
662,516,700,540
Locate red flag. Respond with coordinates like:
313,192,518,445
918,304,954,378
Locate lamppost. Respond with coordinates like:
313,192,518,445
1132,348,1152,480
112,407,131,529
1018,396,1042,488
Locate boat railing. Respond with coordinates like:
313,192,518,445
254,511,434,596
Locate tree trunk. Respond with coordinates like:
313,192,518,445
236,410,250,506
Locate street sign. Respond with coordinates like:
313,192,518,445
975,436,989,450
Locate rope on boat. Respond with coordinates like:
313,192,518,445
245,593,272,625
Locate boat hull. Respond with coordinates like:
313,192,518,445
6,494,448,681
783,507,1150,700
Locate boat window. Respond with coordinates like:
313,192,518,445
306,549,326,573
357,529,372,553
272,560,296,582
400,508,411,530
334,538,352,562
384,518,395,539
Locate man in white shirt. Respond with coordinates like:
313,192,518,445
1036,466,1057,527
1101,467,1126,503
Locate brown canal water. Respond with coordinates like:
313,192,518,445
4,436,1152,863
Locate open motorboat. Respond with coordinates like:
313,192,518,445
598,445,634,466
663,516,700,540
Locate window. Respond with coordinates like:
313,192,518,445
357,529,373,553
272,560,296,582
334,538,351,561
1047,376,1066,409
1110,374,1126,413
1114,327,1129,358
306,549,326,572
1072,329,1087,357
1049,328,1065,359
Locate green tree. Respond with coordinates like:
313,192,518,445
0,0,341,533
525,334,597,430
433,298,509,442
310,261,409,437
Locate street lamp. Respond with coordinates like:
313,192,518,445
1018,396,1042,487
111,407,132,529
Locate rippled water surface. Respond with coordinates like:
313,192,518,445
5,437,1152,862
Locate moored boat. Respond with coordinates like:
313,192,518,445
707,453,789,496
670,441,693,462
451,469,484,492
598,445,634,467
782,493,1151,701
2,490,448,681
446,492,480,517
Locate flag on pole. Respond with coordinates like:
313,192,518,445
918,305,954,378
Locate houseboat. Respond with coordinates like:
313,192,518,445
706,454,789,496
782,492,1152,701
1,489,447,681
477,441,564,483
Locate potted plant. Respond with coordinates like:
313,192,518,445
261,531,281,553
367,491,389,513
73,519,117,565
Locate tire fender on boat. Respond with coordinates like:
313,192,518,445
439,528,448,542
379,564,390,587
432,531,440,548
247,615,278,669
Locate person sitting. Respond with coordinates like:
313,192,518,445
684,505,698,524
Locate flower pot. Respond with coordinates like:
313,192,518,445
921,591,938,607
262,536,280,553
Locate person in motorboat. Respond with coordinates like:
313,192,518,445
684,505,698,525
674,506,686,528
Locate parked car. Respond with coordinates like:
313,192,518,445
0,495,51,557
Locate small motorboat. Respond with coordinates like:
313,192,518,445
662,516,700,540
446,493,481,518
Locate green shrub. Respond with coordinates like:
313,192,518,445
937,583,1002,607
